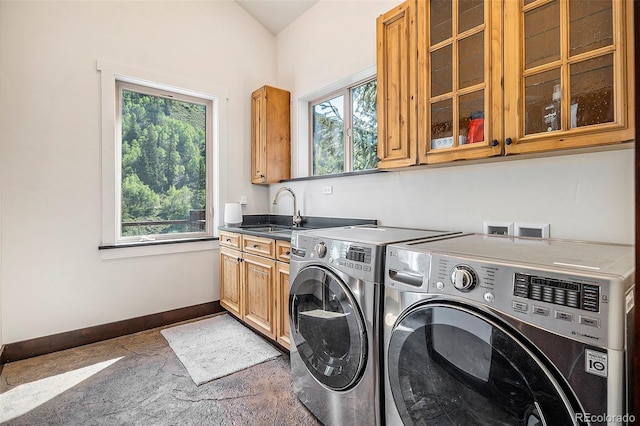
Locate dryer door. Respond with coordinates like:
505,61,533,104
387,302,581,425
290,265,367,391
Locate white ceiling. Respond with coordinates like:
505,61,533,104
234,0,319,35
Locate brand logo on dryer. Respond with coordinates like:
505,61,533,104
571,330,601,342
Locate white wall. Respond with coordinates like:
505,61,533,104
0,1,276,344
273,0,634,245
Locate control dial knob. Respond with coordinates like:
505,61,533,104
450,265,478,292
315,242,327,258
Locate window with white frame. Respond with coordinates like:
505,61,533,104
115,81,214,243
310,78,377,176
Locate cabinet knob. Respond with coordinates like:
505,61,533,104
285,250,291,256
226,238,231,242
253,244,259,249
491,139,498,147
505,137,513,145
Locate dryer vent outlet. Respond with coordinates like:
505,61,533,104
484,221,514,236
515,223,550,239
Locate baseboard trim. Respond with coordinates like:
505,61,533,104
1,301,223,364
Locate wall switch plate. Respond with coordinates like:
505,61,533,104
483,221,514,236
515,222,550,239
322,186,333,195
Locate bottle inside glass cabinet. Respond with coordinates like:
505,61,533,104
543,84,561,132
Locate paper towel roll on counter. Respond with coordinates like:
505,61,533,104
224,203,243,226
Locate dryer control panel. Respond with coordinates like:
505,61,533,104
426,254,629,350
513,273,599,312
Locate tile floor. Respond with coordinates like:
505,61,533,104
0,316,321,425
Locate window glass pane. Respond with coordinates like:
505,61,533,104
430,0,452,46
524,69,561,135
458,0,484,34
524,0,560,69
352,80,378,172
570,0,612,56
312,95,344,176
431,45,453,97
459,91,484,144
430,99,453,149
120,89,206,237
570,54,614,128
458,31,484,89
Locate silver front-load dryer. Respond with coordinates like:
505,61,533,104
288,225,460,425
383,234,635,425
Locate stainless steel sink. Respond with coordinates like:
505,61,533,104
239,225,297,236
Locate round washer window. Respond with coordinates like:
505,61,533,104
388,303,578,425
290,265,367,391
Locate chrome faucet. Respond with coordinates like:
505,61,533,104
272,186,302,227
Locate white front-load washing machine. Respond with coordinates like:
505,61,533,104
383,234,634,425
289,225,460,425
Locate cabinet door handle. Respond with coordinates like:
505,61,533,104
505,137,513,145
226,238,231,242
285,250,291,256
491,139,498,147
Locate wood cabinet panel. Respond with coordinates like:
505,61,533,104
242,234,275,258
219,231,241,250
276,240,291,263
251,85,291,184
376,1,418,168
276,262,290,350
242,253,276,339
220,247,242,318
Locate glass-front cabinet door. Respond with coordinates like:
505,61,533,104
418,0,503,164
503,0,634,154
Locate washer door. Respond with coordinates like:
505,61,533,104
290,265,367,391
388,302,580,425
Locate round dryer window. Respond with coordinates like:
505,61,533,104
289,265,367,391
387,303,580,425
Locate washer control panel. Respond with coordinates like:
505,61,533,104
426,254,625,349
292,234,381,282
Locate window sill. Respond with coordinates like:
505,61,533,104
99,237,218,260
280,169,386,183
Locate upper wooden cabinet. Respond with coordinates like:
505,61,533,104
503,0,634,155
251,85,291,184
377,0,634,167
418,0,503,164
376,1,418,169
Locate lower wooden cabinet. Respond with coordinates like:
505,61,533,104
219,246,242,318
219,231,290,350
242,252,276,339
275,262,290,349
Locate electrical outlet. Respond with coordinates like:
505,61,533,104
239,195,247,205
483,221,514,236
322,186,333,195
